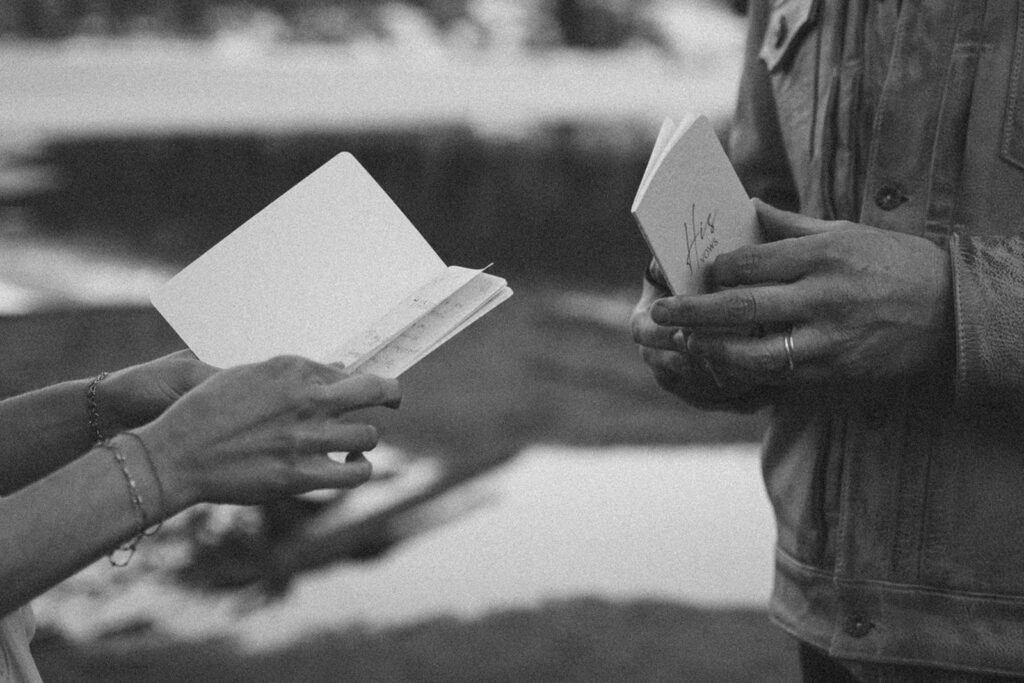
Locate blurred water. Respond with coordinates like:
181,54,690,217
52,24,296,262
0,230,172,313
35,443,774,649
8,1,766,652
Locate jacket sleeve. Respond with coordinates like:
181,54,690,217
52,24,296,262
949,234,1024,412
726,0,800,212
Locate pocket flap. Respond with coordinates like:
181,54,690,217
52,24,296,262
758,0,819,72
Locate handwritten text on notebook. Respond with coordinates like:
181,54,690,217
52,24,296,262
631,116,760,295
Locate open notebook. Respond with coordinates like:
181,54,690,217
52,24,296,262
151,153,512,377
631,115,760,295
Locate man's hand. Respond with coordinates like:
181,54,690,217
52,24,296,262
630,260,776,411
651,200,954,389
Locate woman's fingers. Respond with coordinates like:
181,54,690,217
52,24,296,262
290,422,381,454
255,356,401,413
276,452,374,495
314,373,402,413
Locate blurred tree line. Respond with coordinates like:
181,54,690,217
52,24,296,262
0,0,742,48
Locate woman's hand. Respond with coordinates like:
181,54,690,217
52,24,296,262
99,350,218,435
651,200,954,389
136,355,401,513
630,260,776,411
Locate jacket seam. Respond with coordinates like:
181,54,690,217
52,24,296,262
777,545,1024,604
1000,2,1024,167
948,233,970,408
860,2,911,213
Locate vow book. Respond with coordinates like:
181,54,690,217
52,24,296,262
631,115,760,295
151,153,512,377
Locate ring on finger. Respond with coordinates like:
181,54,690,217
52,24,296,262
783,326,796,372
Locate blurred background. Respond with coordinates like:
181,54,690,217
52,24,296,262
1,1,797,680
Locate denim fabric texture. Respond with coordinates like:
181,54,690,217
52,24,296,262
732,1,1024,676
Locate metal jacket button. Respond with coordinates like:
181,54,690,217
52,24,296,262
844,614,874,638
874,184,908,211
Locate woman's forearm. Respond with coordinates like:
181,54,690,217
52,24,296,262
0,379,97,495
0,356,399,616
0,435,166,616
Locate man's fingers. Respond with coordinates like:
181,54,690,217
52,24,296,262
642,347,717,395
640,346,689,376
631,304,684,349
651,284,806,328
710,241,812,288
687,326,832,384
754,199,841,240
715,204,886,288
645,258,671,290
687,331,789,377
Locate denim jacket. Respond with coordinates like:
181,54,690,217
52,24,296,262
731,1,1024,675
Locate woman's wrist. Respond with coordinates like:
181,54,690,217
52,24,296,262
125,425,197,517
88,369,147,438
85,372,115,441
95,433,165,564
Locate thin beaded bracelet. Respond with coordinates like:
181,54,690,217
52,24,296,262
121,431,165,538
97,435,163,567
86,371,109,444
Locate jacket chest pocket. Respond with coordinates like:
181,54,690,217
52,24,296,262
758,0,823,211
759,0,819,73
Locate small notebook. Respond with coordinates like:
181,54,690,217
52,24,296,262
631,115,760,295
151,153,512,377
